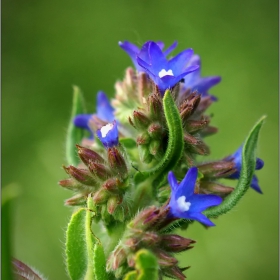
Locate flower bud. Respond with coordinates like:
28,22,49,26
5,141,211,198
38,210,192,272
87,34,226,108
161,234,195,252
194,95,213,116
148,92,163,121
198,161,236,178
200,181,234,195
200,125,218,137
179,92,201,122
76,145,104,165
138,145,153,164
154,249,178,267
107,245,127,271
138,72,151,99
63,166,96,185
108,147,128,178
88,161,111,180
149,139,164,161
141,232,160,246
133,110,151,130
107,196,121,214
92,188,109,204
58,178,82,191
148,122,165,139
184,134,210,155
163,265,188,280
64,194,87,206
136,132,150,145
102,178,120,192
185,118,209,133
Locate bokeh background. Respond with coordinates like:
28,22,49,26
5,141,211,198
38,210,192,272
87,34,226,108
2,1,278,279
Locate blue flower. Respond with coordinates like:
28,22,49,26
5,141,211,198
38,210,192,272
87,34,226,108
136,41,200,93
182,54,221,101
73,91,114,139
119,40,178,72
226,146,264,194
96,120,119,148
167,167,222,226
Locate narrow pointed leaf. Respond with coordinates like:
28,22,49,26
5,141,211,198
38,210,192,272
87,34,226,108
66,86,87,166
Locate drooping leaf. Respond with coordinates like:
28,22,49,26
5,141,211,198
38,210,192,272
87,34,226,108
205,115,266,218
66,86,87,166
123,249,158,280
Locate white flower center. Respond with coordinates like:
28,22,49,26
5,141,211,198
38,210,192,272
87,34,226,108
100,123,114,137
158,69,174,78
177,196,191,212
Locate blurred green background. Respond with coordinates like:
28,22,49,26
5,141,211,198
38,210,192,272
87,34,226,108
2,0,278,279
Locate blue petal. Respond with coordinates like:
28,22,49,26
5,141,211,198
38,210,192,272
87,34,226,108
175,167,198,199
188,194,222,212
96,120,119,148
255,158,264,170
167,171,179,192
168,49,194,74
250,175,263,194
73,114,94,139
96,91,114,122
186,212,216,227
119,41,141,71
192,76,221,94
163,41,178,57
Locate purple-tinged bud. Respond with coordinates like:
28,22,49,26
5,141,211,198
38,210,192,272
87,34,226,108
64,194,87,206
148,92,163,121
184,134,210,155
63,166,96,185
107,196,121,214
185,118,209,133
179,92,201,122
161,234,195,253
102,178,120,192
108,147,128,178
198,161,236,178
108,245,127,270
138,72,151,99
133,110,151,130
200,125,218,137
148,122,165,139
92,188,109,204
76,144,105,165
58,178,82,190
200,181,234,195
154,249,178,267
96,120,119,148
136,132,150,145
127,253,135,268
193,96,213,116
138,145,153,164
141,232,160,246
129,206,158,229
124,238,139,251
163,266,187,280
88,161,111,180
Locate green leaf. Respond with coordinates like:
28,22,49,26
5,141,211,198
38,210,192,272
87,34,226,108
92,243,108,280
66,85,87,166
134,90,184,190
205,115,266,218
119,138,137,149
123,249,158,280
2,184,20,280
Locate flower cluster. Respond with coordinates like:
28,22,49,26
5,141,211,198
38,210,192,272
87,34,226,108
59,40,264,279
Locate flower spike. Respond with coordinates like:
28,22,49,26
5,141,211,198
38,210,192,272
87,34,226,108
96,120,119,148
167,167,222,226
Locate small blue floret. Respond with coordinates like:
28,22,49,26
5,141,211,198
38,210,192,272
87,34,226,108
96,120,119,148
226,146,264,194
167,167,222,226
